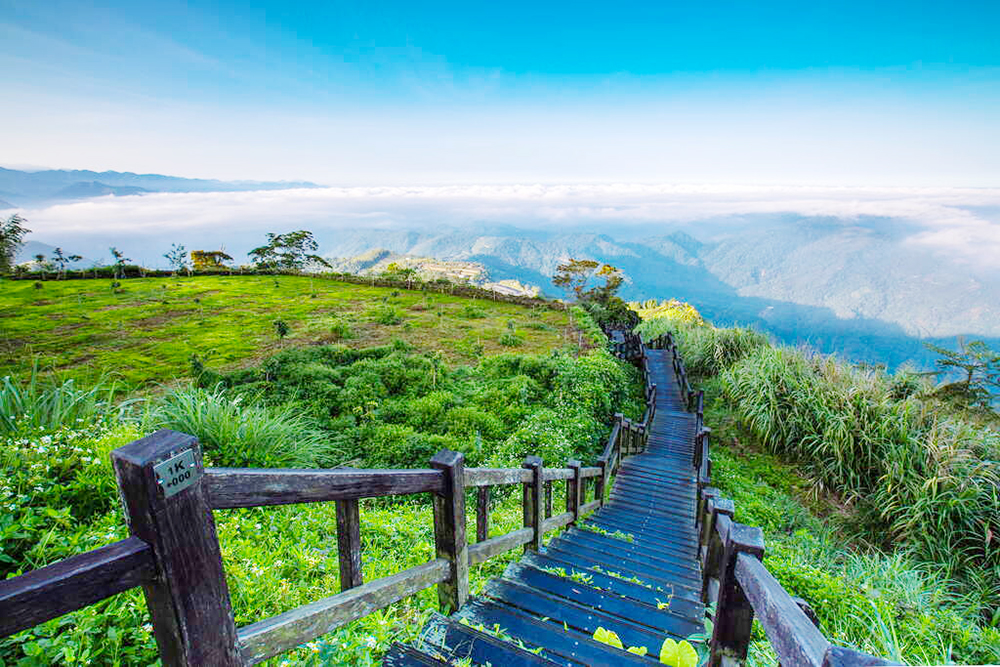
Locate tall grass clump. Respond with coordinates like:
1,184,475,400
0,367,120,434
148,385,336,468
721,344,1000,616
635,314,768,376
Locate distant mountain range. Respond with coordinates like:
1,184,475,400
316,219,1000,369
0,167,319,206
15,240,95,268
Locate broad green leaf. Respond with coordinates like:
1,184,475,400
660,638,678,665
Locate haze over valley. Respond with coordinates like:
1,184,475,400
9,171,1000,369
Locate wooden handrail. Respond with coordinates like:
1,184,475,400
206,467,445,508
237,559,451,665
0,536,156,638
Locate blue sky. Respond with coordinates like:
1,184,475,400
1,0,998,184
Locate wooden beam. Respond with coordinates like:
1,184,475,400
336,499,363,591
237,559,449,665
465,468,531,487
709,522,764,667
735,554,828,667
430,450,468,614
467,528,534,565
476,486,490,543
0,537,155,638
206,468,443,508
112,429,241,666
522,456,544,552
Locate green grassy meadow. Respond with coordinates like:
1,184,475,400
0,275,573,387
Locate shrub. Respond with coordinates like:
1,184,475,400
458,304,487,319
374,305,403,325
148,385,336,467
329,317,353,341
0,368,121,435
498,332,523,347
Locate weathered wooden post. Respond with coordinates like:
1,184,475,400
336,499,362,591
544,480,553,519
522,456,544,552
430,450,469,614
709,523,764,667
476,486,490,543
595,459,607,507
566,460,582,524
111,429,241,666
701,496,735,604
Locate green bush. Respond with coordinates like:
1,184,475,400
0,368,122,435
498,332,523,347
148,385,337,467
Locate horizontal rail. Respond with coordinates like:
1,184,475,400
468,528,534,565
0,537,155,638
541,511,575,534
735,554,828,667
580,466,602,479
542,468,574,482
206,468,444,509
579,499,601,515
466,468,532,487
237,558,450,665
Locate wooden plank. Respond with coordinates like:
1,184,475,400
579,466,602,479
467,527,534,565
579,499,601,516
734,554,828,667
540,510,574,534
430,450,468,614
544,480,553,519
112,430,241,666
709,522,764,667
206,468,443,508
0,537,155,638
465,468,531,487
476,486,489,543
238,559,450,665
336,499,362,591
542,468,574,482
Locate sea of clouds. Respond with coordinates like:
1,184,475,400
12,183,1000,269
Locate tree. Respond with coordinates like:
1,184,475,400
248,231,331,272
191,249,233,271
0,214,30,274
50,247,80,279
552,259,600,300
33,253,50,279
924,338,1000,410
164,244,190,274
109,247,131,280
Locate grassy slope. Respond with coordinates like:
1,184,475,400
1,290,641,665
0,275,572,387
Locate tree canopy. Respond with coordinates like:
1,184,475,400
0,214,30,274
248,231,331,271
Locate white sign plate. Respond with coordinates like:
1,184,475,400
153,449,200,498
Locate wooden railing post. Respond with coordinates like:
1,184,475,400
595,459,607,507
701,496,735,604
709,523,765,667
111,429,241,666
430,450,469,614
544,480,553,519
522,456,544,552
566,460,582,525
476,486,490,543
336,499,363,590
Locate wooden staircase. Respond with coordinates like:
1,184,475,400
384,349,704,665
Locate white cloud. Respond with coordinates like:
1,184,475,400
15,183,1000,267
